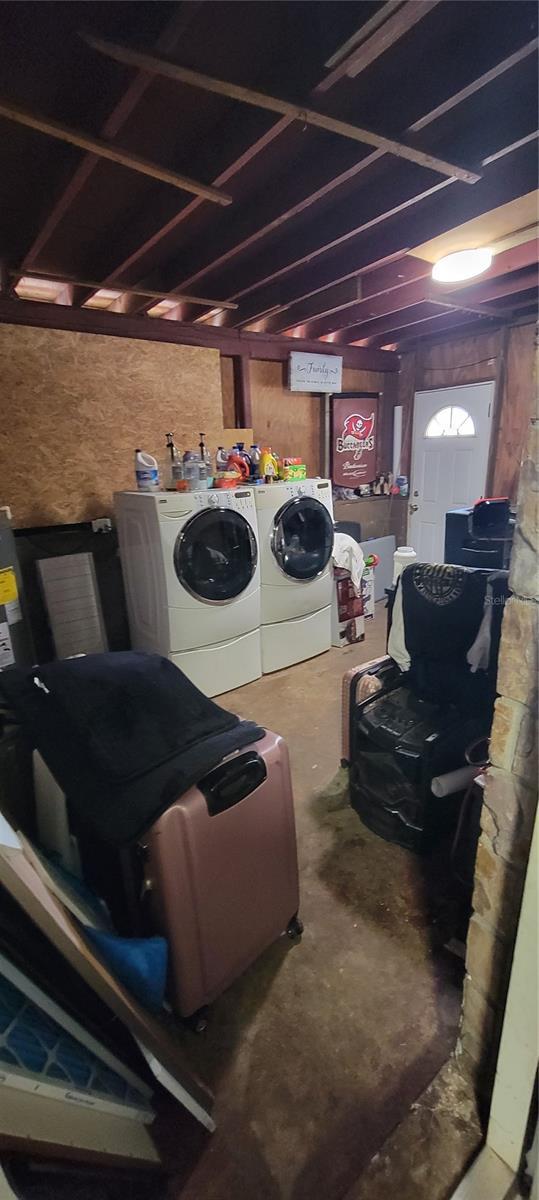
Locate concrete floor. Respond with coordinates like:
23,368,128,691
165,605,466,1199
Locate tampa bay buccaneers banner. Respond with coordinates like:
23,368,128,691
332,395,378,486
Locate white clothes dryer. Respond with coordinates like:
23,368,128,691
114,488,261,696
254,479,334,673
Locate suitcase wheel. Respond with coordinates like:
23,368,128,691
286,914,304,939
186,1006,210,1034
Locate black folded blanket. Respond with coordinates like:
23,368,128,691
0,652,264,845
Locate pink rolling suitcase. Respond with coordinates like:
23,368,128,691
143,730,301,1019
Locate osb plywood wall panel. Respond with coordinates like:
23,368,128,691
493,323,536,499
250,359,322,476
0,325,224,527
220,356,236,427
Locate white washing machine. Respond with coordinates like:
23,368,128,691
254,479,334,673
114,489,261,697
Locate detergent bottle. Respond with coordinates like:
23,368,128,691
260,447,277,483
135,449,160,491
226,449,250,481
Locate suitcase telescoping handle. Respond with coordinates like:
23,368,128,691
200,751,268,816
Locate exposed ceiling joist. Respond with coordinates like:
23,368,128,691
18,4,199,273
303,242,538,339
80,14,530,311
365,308,497,347
83,32,480,184
7,268,238,311
269,257,432,334
225,140,537,329
346,303,494,346
410,37,539,131
317,0,440,92
0,99,232,205
323,2,402,70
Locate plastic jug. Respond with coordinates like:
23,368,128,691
393,546,417,584
163,433,183,490
135,450,160,491
215,446,229,474
260,447,278,483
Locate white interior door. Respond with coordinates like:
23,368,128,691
408,381,494,563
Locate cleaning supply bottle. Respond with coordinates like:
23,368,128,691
236,442,252,474
250,444,261,481
135,449,160,491
260,447,277,483
163,433,183,490
215,446,229,474
226,450,250,481
182,450,199,491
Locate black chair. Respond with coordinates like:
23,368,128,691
346,564,508,852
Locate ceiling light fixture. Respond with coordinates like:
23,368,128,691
432,247,493,283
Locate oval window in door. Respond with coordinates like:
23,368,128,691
272,497,334,580
174,508,257,602
425,406,476,438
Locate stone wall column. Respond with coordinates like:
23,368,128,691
459,336,538,1087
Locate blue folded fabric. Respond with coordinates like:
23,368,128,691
81,927,168,1012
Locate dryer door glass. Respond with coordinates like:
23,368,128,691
174,508,257,602
272,497,334,580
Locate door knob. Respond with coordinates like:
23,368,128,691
409,503,419,513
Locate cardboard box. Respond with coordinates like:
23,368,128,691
331,568,365,647
361,566,375,619
280,463,307,481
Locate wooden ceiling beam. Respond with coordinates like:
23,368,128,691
0,99,232,205
344,303,494,346
316,0,440,93
84,19,529,310
0,294,399,371
306,276,436,339
7,268,238,311
449,267,539,305
18,5,199,273
364,308,496,347
303,247,539,339
266,257,433,334
323,2,403,70
224,140,537,329
83,33,480,184
410,38,539,132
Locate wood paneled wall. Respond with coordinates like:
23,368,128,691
1,324,225,527
250,360,323,474
396,323,536,500
249,361,397,478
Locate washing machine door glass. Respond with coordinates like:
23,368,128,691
174,508,257,603
272,497,334,580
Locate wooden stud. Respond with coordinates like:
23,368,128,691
82,33,480,184
0,98,232,205
233,355,252,427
